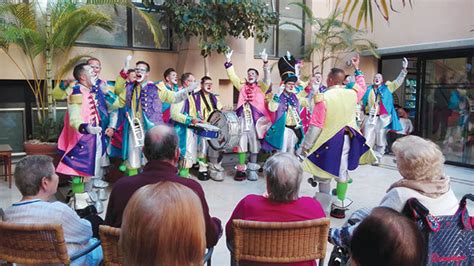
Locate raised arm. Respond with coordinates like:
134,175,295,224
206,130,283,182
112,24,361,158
224,49,245,90
386,57,408,93
158,81,198,104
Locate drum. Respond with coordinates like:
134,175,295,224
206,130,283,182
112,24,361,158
192,123,220,139
207,110,240,150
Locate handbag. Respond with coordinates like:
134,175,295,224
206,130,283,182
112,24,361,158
402,194,474,266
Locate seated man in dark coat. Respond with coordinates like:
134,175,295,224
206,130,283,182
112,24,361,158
105,124,222,248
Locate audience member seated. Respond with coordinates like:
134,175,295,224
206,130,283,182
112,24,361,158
386,105,414,153
380,135,458,215
120,182,205,266
226,152,326,266
3,155,102,265
105,124,222,248
350,207,424,266
330,135,458,248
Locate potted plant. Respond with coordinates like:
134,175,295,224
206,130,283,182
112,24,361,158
0,0,163,155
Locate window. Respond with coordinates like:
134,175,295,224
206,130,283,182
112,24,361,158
76,6,128,47
254,0,304,59
76,2,171,50
132,8,170,49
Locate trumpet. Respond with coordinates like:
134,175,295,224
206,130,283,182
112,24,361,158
243,102,253,132
126,112,144,148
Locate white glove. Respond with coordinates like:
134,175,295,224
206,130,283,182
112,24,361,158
225,49,233,63
186,81,200,93
124,55,132,71
402,57,408,69
259,49,268,62
273,84,285,96
86,125,102,135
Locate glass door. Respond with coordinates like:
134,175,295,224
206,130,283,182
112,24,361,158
421,56,473,164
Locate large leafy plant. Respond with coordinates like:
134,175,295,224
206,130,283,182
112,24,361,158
162,0,278,75
286,2,378,75
336,0,414,31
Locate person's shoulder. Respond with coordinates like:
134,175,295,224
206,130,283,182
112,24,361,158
167,175,205,194
298,196,326,209
111,175,143,194
49,201,72,210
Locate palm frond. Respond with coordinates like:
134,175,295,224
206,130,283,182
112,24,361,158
54,54,91,83
134,8,163,48
51,5,114,51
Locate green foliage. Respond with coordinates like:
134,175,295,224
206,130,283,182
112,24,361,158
336,0,414,31
287,2,378,74
162,0,278,58
32,118,64,143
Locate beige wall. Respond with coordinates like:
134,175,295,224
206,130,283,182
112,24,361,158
336,0,474,48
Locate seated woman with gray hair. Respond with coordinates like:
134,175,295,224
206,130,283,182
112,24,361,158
329,135,459,249
379,135,458,214
226,152,326,266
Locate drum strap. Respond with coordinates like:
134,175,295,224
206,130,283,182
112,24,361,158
200,91,212,112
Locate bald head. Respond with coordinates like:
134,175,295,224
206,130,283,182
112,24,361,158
143,125,178,162
326,68,346,87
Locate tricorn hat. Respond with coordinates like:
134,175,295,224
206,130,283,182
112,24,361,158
278,54,297,83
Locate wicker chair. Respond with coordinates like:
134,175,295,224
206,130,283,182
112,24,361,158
99,225,123,266
231,218,331,265
99,225,214,266
0,222,100,265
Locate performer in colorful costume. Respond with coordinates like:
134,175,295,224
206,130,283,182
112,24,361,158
300,71,327,133
109,55,136,159
155,68,179,124
224,49,272,181
263,53,313,153
362,58,408,163
170,73,202,178
194,76,224,181
121,61,197,176
57,63,120,209
54,58,119,173
298,54,376,219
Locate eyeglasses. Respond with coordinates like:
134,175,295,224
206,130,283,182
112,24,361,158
203,82,213,86
135,67,148,73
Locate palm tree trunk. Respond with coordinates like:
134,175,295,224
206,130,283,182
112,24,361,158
45,1,54,121
45,1,56,120
204,55,210,76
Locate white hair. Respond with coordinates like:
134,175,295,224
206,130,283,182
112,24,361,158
263,153,303,202
392,135,445,181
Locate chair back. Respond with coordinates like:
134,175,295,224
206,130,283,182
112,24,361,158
99,225,124,266
0,222,70,265
232,218,330,264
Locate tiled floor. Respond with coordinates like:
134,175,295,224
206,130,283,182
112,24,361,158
1,155,473,265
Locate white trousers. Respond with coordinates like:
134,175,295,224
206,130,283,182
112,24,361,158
364,116,389,160
181,129,198,169
238,117,260,154
280,127,299,153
